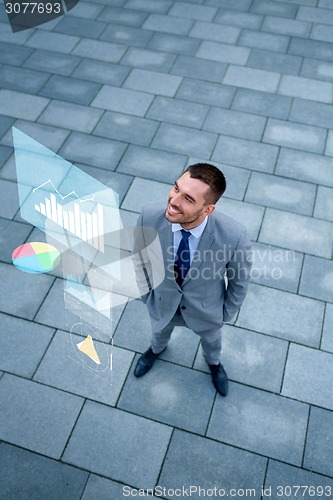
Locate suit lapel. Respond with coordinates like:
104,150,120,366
159,219,178,285
182,215,215,286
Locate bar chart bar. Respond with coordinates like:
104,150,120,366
74,203,81,239
81,212,87,241
34,193,105,252
86,213,92,244
63,210,69,230
50,193,58,223
69,210,75,234
45,198,51,219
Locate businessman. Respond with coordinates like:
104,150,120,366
133,163,252,396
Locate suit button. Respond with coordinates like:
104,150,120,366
181,306,186,310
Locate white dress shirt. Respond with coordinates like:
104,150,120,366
171,217,208,264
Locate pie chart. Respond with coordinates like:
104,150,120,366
12,242,61,274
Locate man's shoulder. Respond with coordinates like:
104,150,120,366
140,203,167,226
212,209,247,235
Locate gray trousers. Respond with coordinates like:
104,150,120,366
151,313,222,365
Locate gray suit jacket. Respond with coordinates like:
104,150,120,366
134,203,252,333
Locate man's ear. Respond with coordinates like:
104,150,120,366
204,204,216,216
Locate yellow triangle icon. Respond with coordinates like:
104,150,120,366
77,335,101,365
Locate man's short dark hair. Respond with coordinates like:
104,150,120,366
184,163,226,203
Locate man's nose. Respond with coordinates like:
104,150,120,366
171,192,181,205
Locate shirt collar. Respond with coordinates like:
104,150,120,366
171,216,208,238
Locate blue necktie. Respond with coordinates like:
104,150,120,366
174,229,191,287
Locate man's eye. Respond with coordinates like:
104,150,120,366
185,196,192,202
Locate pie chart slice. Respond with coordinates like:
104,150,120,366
12,242,61,274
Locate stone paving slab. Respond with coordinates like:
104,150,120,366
232,87,292,119
0,313,54,378
118,356,215,433
303,407,333,478
152,123,218,157
148,96,209,129
122,46,176,71
0,443,88,500
262,15,311,37
38,100,103,134
259,208,333,258
81,474,155,499
207,382,309,465
26,31,80,54
0,179,22,219
276,148,333,188
265,460,333,498
245,171,316,216
0,218,32,263
159,429,266,500
203,107,266,141
247,48,302,75
322,303,333,353
215,197,264,241
278,75,333,103
117,144,186,183
72,38,126,62
299,255,333,303
194,324,288,393
239,29,290,53
176,79,235,108
263,118,326,154
148,31,200,55
93,110,158,146
0,374,83,459
63,400,172,489
34,329,134,406
282,344,333,410
249,242,303,293
0,263,54,321
121,178,170,212
0,89,49,121
291,98,333,130
2,120,70,153
59,132,127,171
301,57,333,82
124,68,182,96
39,75,101,106
212,135,279,173
0,65,50,95
189,21,241,44
143,13,192,36
92,85,154,117
237,283,324,347
171,55,227,82
72,59,129,85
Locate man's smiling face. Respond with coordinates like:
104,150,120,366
165,172,215,229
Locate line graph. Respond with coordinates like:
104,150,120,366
33,180,104,252
33,179,95,202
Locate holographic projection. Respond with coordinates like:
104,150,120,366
12,126,165,385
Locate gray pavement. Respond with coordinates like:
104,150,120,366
0,0,333,498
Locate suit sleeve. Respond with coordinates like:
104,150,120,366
223,228,252,323
132,210,153,304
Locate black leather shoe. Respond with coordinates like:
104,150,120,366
134,347,166,377
209,363,228,396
